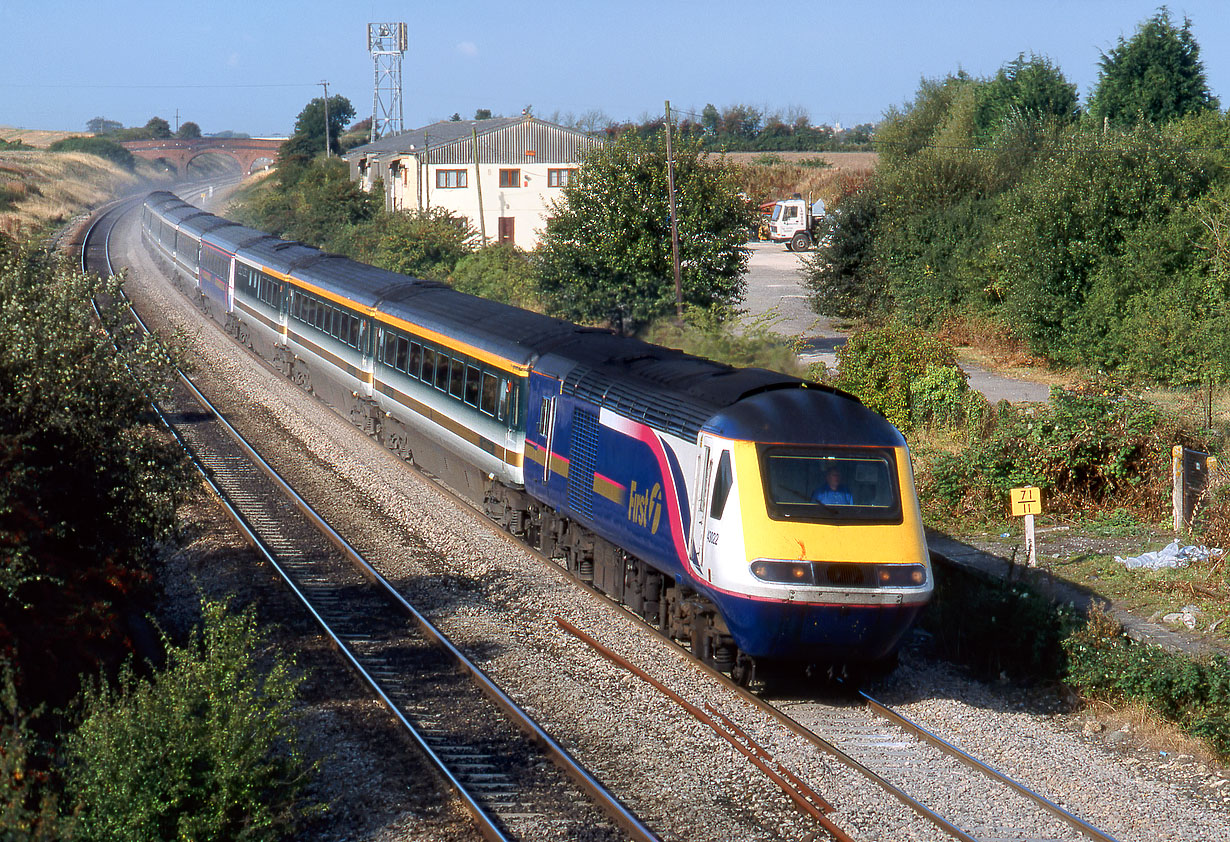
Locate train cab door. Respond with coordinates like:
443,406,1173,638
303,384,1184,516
690,438,735,584
689,442,713,576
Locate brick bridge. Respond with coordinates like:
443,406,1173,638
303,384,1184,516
119,137,284,176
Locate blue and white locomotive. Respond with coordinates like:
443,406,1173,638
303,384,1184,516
141,191,932,681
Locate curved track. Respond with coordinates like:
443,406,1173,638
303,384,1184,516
87,191,1126,842
81,195,660,842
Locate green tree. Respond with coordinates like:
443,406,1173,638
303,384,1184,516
450,243,538,308
973,53,1079,142
66,599,317,842
536,130,753,333
988,123,1215,363
143,116,172,139
1088,8,1218,127
356,206,476,281
285,94,356,162
85,117,122,135
235,158,380,252
175,121,201,139
474,108,493,120
0,243,187,709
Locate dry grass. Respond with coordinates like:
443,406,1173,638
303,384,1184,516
0,126,92,148
723,151,878,206
0,149,174,238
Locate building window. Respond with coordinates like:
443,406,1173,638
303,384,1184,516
548,168,577,188
436,169,467,188
499,168,521,188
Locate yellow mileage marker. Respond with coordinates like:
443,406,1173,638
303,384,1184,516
1010,486,1043,567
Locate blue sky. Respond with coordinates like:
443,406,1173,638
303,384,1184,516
2,1,1228,137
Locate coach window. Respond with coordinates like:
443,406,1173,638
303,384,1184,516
394,336,409,372
449,358,465,399
464,365,481,407
481,373,499,417
408,342,423,379
421,347,437,382
349,315,361,348
434,353,451,391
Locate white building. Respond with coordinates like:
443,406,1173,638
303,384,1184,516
344,115,601,250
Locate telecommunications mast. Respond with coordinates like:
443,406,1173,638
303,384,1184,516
367,22,407,142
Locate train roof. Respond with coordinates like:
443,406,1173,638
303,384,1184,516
142,192,870,440
534,332,835,439
703,387,903,447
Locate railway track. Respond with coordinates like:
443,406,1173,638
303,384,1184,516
81,196,660,842
86,192,1130,841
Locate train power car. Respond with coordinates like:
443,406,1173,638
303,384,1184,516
141,191,932,682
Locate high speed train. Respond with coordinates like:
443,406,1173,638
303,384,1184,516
141,190,932,682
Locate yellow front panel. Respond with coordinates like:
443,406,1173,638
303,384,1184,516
732,440,929,565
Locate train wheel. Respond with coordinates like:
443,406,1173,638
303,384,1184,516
731,654,755,687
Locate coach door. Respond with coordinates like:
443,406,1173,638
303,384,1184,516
539,394,558,485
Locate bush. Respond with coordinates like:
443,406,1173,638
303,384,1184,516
1,245,189,710
0,662,70,841
926,380,1185,518
832,322,957,430
919,568,1078,680
46,137,134,170
910,363,989,432
640,309,804,375
65,599,318,842
450,243,539,309
354,206,476,282
1065,607,1230,757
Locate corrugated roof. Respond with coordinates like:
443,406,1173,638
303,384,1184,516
346,116,525,156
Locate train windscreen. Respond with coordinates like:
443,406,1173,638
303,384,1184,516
759,446,903,524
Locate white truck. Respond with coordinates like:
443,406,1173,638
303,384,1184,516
767,194,827,251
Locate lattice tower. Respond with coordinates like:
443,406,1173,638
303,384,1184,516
368,22,407,142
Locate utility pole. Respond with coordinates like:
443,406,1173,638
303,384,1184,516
471,127,487,245
321,80,331,157
664,100,683,321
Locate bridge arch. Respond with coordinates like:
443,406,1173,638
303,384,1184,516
120,138,284,177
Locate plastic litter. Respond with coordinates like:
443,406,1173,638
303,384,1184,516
1114,541,1222,570
1162,605,1201,630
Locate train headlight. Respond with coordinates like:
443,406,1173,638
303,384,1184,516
750,560,816,585
877,564,928,587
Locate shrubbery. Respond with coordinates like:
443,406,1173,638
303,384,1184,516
46,136,135,170
831,322,960,430
450,243,538,309
641,309,804,375
1065,607,1230,757
65,600,318,842
925,382,1186,519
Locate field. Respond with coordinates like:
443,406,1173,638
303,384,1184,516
0,126,92,148
724,150,878,206
0,148,173,237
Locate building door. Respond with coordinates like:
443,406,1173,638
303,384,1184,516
498,216,515,245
